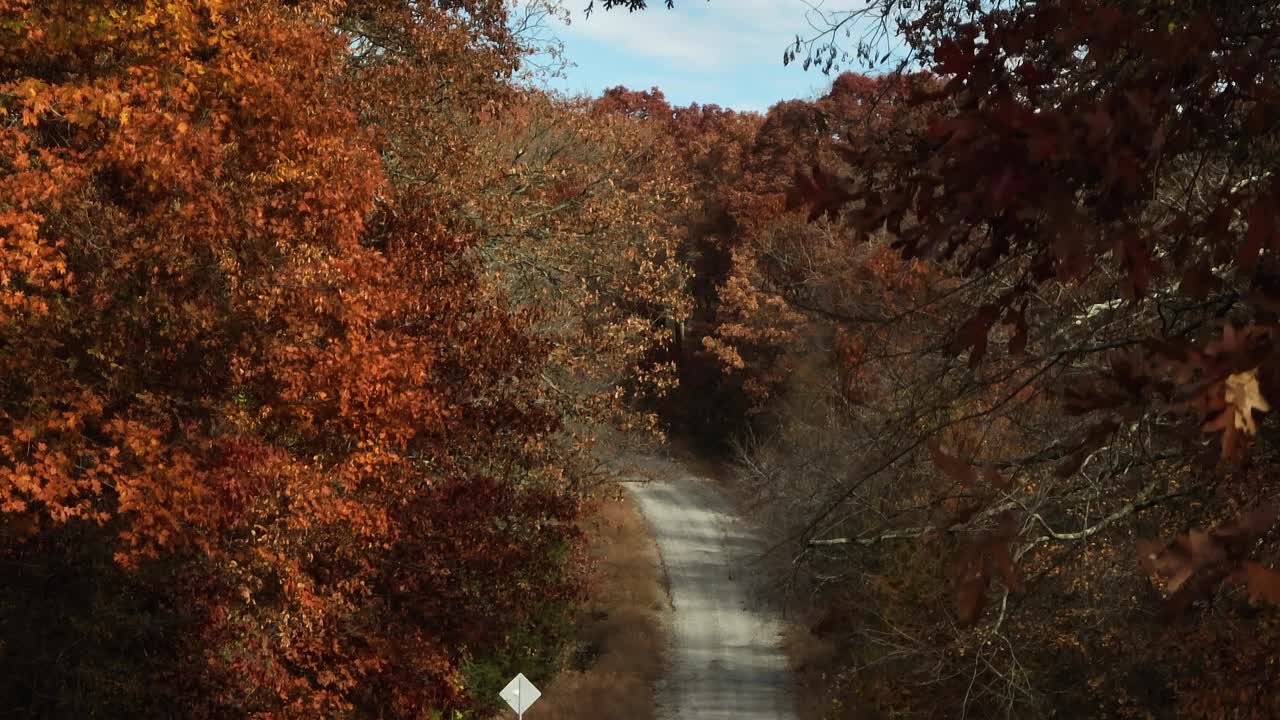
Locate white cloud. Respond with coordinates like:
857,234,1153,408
561,0,813,72
518,0,866,110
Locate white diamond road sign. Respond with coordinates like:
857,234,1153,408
499,673,541,718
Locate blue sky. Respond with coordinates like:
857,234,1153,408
533,1,854,113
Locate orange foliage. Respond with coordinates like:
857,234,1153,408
0,1,581,715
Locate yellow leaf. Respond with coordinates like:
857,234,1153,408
1225,368,1270,435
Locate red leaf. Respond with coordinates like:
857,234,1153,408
951,304,1000,368
990,539,1022,592
1179,260,1218,299
1241,199,1275,274
933,38,974,77
952,547,989,626
1084,104,1112,145
1123,88,1154,125
987,164,1020,211
788,167,852,222
1005,305,1028,357
1026,126,1059,162
1117,229,1161,299
1246,287,1280,315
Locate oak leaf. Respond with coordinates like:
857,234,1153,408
1224,367,1270,435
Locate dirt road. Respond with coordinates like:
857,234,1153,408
626,467,798,720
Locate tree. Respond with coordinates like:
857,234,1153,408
584,0,1280,713
676,1,1280,716
0,1,583,716
468,88,695,439
586,0,681,12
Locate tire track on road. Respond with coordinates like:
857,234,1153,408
627,471,798,720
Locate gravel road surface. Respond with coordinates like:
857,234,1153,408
627,469,798,720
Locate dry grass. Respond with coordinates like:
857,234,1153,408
524,489,668,720
780,612,842,720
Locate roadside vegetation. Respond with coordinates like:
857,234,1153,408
526,487,667,720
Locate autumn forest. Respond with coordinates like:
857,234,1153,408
4,0,1280,718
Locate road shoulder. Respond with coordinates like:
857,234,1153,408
525,489,669,720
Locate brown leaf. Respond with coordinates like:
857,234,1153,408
1240,562,1280,605
993,510,1020,541
1221,421,1243,460
983,465,1011,491
989,539,1023,592
1215,505,1280,551
1237,505,1280,538
1055,450,1088,478
1137,537,1194,594
1163,555,1195,595
954,562,988,626
928,441,978,486
1186,529,1227,570
1136,538,1165,578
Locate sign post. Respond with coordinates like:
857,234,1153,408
499,673,541,719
